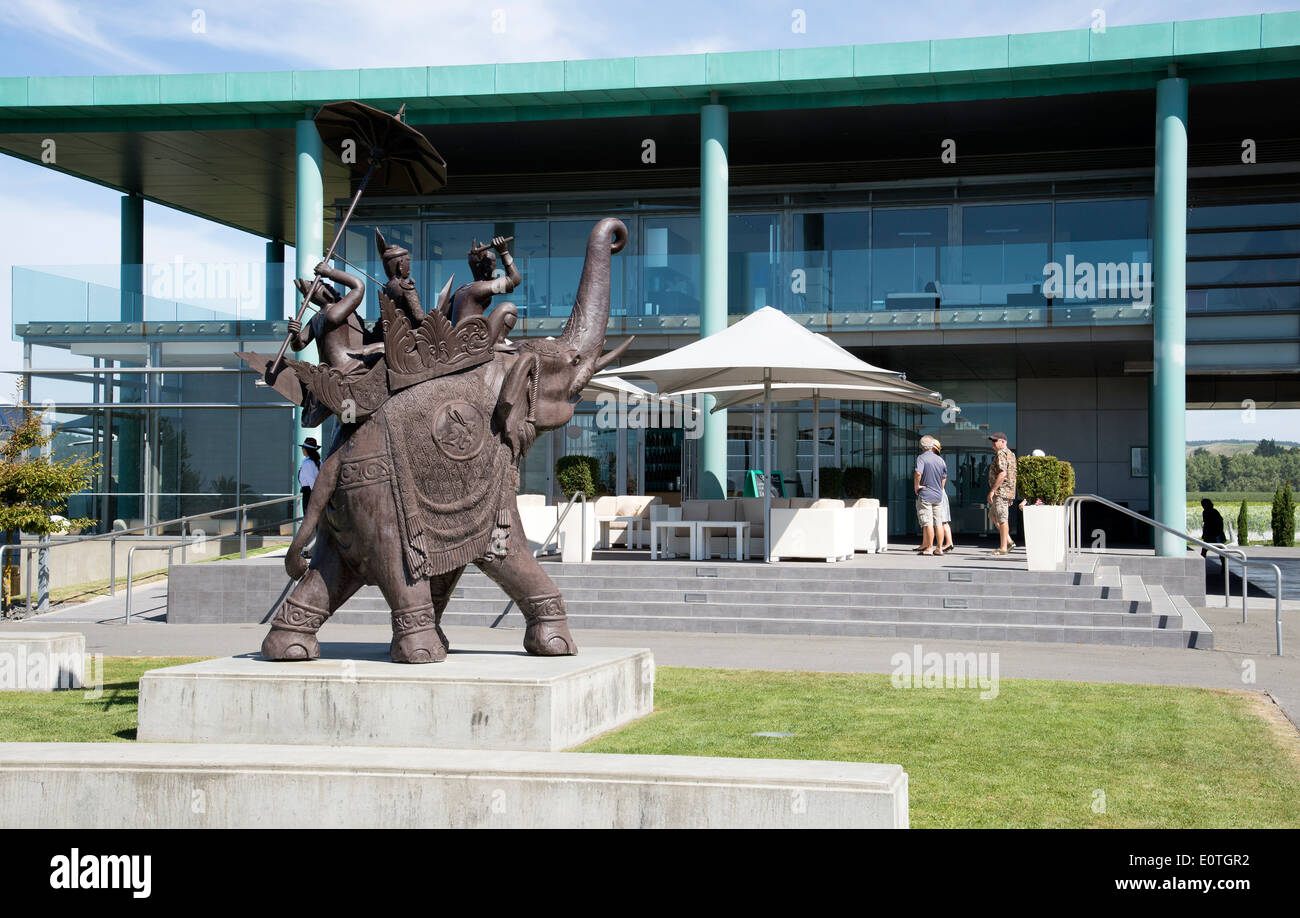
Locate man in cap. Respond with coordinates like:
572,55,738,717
986,432,1017,555
914,434,947,556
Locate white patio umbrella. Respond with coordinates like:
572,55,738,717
603,306,949,561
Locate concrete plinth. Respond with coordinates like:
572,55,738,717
0,632,85,691
138,645,654,752
0,742,908,828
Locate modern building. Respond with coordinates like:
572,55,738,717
4,14,1299,552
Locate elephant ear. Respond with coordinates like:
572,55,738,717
495,349,539,460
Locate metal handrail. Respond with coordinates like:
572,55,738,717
1206,543,1248,620
0,495,299,616
1065,494,1284,655
489,493,588,629
535,492,587,559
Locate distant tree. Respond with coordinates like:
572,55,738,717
1255,438,1280,458
1275,483,1296,547
0,386,100,608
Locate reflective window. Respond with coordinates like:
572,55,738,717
871,208,948,310
641,216,700,316
959,203,1052,307
1187,228,1300,258
1188,202,1300,229
792,211,869,314
728,214,780,314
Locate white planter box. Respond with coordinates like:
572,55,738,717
1023,504,1066,572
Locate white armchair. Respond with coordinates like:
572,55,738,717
769,499,854,562
847,498,886,553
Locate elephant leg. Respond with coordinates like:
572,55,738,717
476,507,577,656
262,537,362,661
429,566,465,653
376,576,449,664
285,450,341,581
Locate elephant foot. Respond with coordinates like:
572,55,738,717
261,597,330,661
391,605,447,664
261,627,321,661
520,593,578,656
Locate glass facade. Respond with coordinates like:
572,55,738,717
11,189,1294,536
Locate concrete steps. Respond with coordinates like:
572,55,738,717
167,554,1212,648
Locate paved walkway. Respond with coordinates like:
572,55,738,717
4,547,1297,725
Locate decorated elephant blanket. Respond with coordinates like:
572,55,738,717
380,363,514,578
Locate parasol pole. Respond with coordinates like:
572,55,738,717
270,155,379,375
812,390,820,500
764,368,772,564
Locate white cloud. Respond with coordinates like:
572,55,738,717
0,0,167,72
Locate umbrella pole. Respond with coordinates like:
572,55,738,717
812,392,820,500
270,158,378,375
764,370,772,564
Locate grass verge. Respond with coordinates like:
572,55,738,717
0,657,203,742
578,667,1300,828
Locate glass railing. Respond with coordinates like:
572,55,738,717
13,250,1173,343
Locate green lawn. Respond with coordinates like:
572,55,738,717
5,658,1297,828
0,657,202,742
579,667,1300,828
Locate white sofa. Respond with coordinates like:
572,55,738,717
769,498,855,562
678,497,818,559
592,494,659,548
847,498,888,553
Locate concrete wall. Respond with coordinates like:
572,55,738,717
1017,375,1149,511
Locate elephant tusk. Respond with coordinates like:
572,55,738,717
593,336,635,372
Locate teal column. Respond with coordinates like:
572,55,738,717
265,240,285,321
120,194,143,323
294,118,323,522
699,100,729,499
1153,76,1188,556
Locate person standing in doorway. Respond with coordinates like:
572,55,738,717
986,432,1017,556
914,435,947,557
298,437,321,515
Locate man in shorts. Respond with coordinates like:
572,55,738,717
986,432,1017,555
914,435,947,556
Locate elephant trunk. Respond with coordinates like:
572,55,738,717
562,217,627,396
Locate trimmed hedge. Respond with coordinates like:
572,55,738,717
1237,500,1250,546
843,466,873,499
556,455,600,499
1274,482,1296,546
819,466,844,499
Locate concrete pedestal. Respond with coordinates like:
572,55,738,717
0,743,908,828
138,645,653,752
0,632,85,691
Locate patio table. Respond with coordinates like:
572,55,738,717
694,520,752,561
596,515,642,550
650,520,697,560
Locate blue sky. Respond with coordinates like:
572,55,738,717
0,0,1297,438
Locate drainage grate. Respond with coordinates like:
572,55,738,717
943,597,970,609
684,592,708,604
695,567,718,578
947,571,973,583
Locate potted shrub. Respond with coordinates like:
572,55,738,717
555,455,599,500
1017,454,1070,571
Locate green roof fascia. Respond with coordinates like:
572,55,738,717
2,14,1299,126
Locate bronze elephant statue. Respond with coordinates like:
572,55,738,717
261,218,631,663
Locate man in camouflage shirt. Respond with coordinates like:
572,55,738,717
986,432,1017,555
